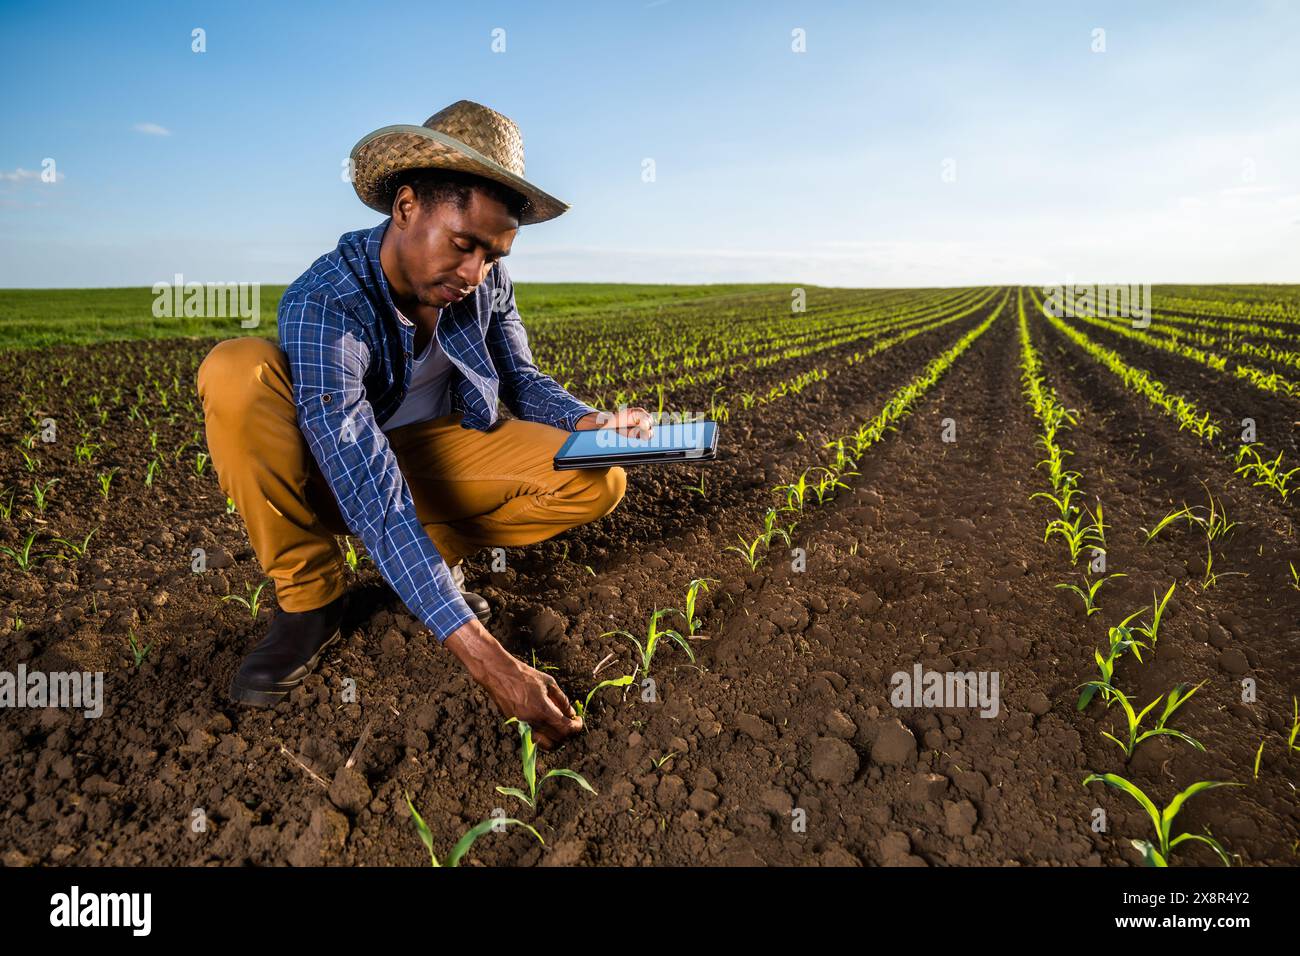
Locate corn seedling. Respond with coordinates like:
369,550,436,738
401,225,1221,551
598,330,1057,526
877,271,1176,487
1201,542,1245,590
811,466,852,505
144,458,162,487
226,496,237,514
685,471,707,497
760,507,794,547
0,487,14,520
1132,582,1176,645
1054,572,1125,617
725,532,766,570
528,650,558,674
776,471,810,513
343,537,368,572
603,607,694,676
495,719,596,809
1084,501,1108,549
74,439,101,465
51,526,98,561
1031,486,1081,521
1288,562,1299,592
1254,740,1266,779
1289,696,1299,753
97,468,118,500
1035,451,1080,494
221,579,273,620
1082,773,1242,866
404,792,542,867
1081,681,1206,757
31,478,57,513
193,452,210,477
1190,484,1236,541
18,448,39,473
824,438,858,473
708,389,729,424
573,674,634,722
1044,510,1102,564
1141,504,1196,543
1077,610,1146,711
0,531,53,572
681,577,718,637
1235,443,1299,501
127,629,153,668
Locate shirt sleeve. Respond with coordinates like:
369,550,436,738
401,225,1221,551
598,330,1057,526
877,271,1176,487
278,293,476,642
487,260,600,431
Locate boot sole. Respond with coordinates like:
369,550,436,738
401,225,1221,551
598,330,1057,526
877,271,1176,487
229,627,342,708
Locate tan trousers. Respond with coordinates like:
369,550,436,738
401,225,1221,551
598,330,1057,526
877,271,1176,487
196,337,626,613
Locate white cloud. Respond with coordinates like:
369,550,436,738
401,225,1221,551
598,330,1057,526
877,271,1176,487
132,122,171,136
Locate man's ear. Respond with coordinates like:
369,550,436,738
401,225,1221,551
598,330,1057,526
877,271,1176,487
391,184,417,227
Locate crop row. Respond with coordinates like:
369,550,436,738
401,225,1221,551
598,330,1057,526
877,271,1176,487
1059,306,1300,400
539,286,981,391
1020,289,1252,866
1152,286,1300,326
1113,312,1300,376
726,290,1007,571
1130,307,1300,347
1030,289,1298,504
594,287,997,409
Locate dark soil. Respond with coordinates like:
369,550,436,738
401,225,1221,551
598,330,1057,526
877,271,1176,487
1,290,1297,867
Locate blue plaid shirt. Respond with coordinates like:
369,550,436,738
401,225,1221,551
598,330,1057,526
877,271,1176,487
277,220,599,641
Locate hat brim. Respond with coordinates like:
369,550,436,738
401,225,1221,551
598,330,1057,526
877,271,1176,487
349,125,569,225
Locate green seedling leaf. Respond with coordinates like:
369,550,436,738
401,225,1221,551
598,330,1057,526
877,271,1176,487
542,768,596,795
444,817,543,868
574,674,634,721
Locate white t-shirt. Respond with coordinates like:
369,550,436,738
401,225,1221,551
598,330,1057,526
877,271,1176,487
382,309,456,431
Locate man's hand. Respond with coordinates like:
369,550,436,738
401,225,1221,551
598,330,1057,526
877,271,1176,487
444,618,582,750
574,406,655,440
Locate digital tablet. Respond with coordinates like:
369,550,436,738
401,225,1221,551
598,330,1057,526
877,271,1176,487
553,420,719,470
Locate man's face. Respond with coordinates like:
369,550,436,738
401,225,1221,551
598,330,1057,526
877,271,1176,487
388,185,518,310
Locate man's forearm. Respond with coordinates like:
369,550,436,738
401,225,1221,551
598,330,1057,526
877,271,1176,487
443,616,584,750
443,617,511,680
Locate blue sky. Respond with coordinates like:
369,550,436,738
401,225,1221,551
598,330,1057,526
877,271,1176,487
2,0,1298,288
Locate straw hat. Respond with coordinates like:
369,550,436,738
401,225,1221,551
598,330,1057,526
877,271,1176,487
349,99,570,224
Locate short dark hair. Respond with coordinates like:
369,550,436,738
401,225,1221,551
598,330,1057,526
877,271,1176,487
387,167,531,221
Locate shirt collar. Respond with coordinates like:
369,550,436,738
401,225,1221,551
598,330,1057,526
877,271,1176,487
367,219,403,327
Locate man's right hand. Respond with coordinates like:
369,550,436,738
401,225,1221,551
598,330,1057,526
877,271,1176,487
443,617,583,750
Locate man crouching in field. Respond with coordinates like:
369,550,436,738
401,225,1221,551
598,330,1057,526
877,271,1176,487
197,100,652,749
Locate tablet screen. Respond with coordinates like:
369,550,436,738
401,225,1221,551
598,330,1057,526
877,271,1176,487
558,421,716,459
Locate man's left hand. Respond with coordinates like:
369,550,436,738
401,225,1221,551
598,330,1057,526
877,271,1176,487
574,407,655,439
